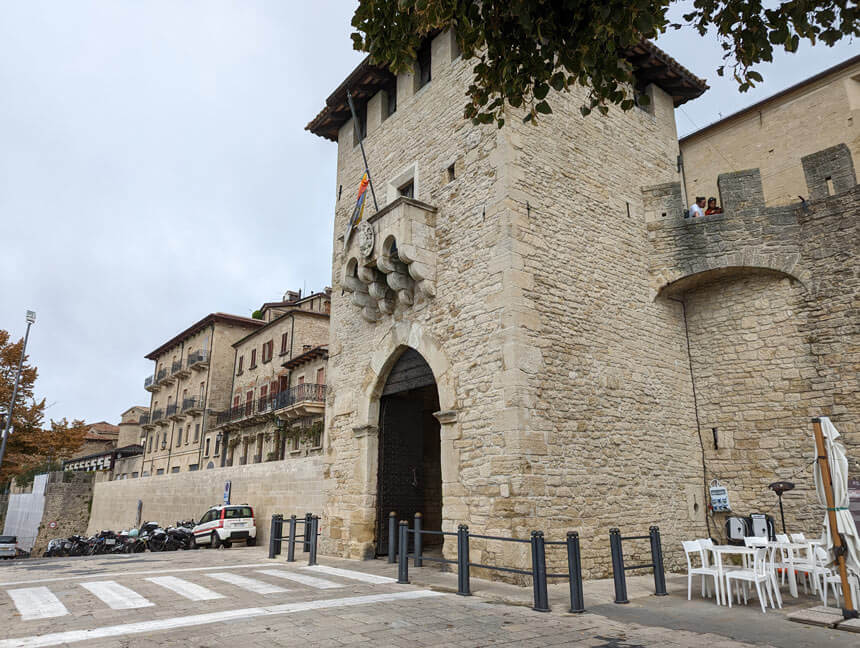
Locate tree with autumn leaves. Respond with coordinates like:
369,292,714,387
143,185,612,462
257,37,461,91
0,329,88,485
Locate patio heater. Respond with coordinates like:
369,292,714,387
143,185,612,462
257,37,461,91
768,480,795,534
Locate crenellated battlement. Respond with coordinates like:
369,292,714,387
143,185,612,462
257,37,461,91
644,144,857,298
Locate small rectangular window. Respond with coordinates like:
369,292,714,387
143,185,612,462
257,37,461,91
214,436,220,456
398,180,414,199
250,349,257,368
417,40,431,89
447,163,455,183
204,438,210,457
316,367,325,385
353,102,367,146
280,332,289,355
237,355,244,375
384,81,397,119
825,176,835,196
176,428,182,446
156,468,164,475
194,423,200,442
171,466,180,473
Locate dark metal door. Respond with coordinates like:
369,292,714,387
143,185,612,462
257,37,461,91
376,395,425,554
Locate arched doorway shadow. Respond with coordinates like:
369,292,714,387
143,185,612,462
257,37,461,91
375,348,442,555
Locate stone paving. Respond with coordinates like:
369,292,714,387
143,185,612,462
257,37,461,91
0,547,854,647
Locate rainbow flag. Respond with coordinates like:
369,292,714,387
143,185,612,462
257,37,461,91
344,173,369,249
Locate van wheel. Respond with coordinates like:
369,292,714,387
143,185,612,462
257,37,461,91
222,540,232,549
245,536,256,547
211,532,222,549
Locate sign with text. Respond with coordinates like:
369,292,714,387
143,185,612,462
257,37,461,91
223,480,232,505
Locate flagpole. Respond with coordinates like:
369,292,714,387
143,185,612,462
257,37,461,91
812,418,857,619
346,90,379,212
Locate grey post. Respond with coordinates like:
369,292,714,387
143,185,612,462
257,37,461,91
268,514,282,559
457,524,471,596
303,512,312,552
387,511,397,563
0,311,35,473
567,531,585,613
531,531,550,612
610,528,629,604
650,526,667,596
413,512,423,567
397,520,409,584
286,515,297,562
308,516,319,566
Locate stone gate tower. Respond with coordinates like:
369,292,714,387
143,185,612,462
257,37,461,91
307,31,858,576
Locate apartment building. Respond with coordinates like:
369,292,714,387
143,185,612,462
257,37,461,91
213,290,330,466
140,313,264,475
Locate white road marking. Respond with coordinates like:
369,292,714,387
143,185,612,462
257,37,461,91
79,581,154,610
145,576,225,601
301,565,396,584
0,590,444,647
6,588,68,620
0,563,275,588
205,572,287,595
254,569,342,589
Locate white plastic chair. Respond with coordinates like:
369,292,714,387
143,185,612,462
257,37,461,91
683,540,721,603
726,546,774,613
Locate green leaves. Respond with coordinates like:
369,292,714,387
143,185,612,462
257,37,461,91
351,0,858,126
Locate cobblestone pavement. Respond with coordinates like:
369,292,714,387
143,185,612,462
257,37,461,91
0,547,850,647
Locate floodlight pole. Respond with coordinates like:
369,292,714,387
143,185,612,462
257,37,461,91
0,311,36,474
813,418,857,619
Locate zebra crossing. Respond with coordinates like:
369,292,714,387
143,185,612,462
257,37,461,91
3,565,395,622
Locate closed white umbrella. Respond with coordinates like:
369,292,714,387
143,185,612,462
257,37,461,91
813,417,860,614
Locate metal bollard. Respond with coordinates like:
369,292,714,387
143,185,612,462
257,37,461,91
286,515,297,562
303,512,312,552
650,526,667,596
610,528,629,604
268,514,283,559
413,513,423,568
308,516,319,566
397,521,409,584
530,530,550,612
388,512,397,564
567,531,585,613
457,524,471,596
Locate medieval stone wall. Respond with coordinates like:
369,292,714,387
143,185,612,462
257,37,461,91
32,472,95,556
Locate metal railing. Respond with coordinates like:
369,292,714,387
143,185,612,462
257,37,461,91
166,403,178,417
144,375,154,389
171,360,183,374
609,527,667,604
182,396,203,412
269,512,318,564
151,408,164,422
215,384,326,427
391,512,586,613
156,368,168,382
273,383,326,409
138,413,151,425
187,349,209,367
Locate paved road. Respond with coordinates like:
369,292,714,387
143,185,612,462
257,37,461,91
0,547,844,647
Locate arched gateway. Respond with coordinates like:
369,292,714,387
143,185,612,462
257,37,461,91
375,348,442,555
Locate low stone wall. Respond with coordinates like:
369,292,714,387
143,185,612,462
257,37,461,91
87,457,326,546
32,472,95,556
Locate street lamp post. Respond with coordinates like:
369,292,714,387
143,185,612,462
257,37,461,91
0,310,37,474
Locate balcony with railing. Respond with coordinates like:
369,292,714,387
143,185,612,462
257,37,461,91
187,349,210,370
182,396,204,415
274,383,326,420
151,408,165,425
144,375,157,392
138,413,151,425
173,357,190,378
167,403,182,420
156,367,172,385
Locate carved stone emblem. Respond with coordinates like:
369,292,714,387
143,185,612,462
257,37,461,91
358,222,375,258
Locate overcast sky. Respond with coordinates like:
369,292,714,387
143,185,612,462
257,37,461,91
1,2,854,426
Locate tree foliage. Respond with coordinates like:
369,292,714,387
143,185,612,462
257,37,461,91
352,0,857,124
0,330,88,484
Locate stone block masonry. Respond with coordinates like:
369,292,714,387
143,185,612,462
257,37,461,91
87,456,325,546
32,472,95,556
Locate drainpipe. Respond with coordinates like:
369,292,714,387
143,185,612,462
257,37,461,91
678,152,689,211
